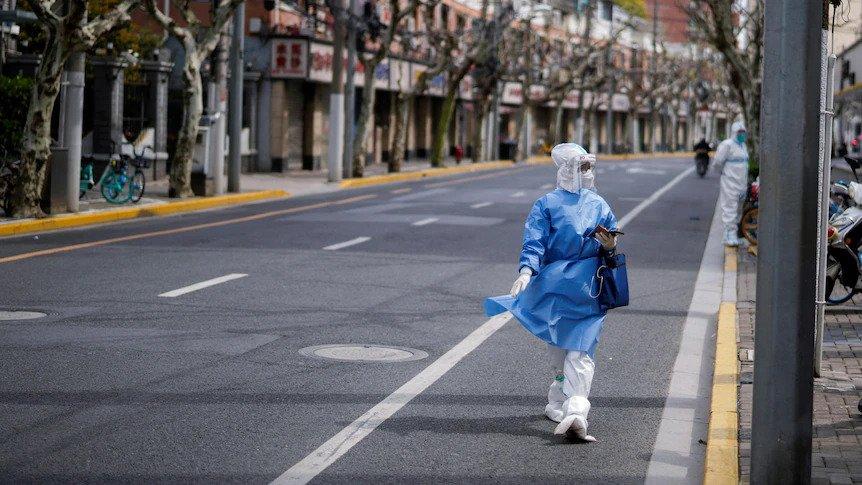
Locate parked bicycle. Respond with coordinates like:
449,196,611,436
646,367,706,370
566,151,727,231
0,148,21,216
738,178,759,246
80,143,150,204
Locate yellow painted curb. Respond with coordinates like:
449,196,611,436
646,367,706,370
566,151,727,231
703,247,740,485
338,160,517,189
526,152,694,163
0,189,289,237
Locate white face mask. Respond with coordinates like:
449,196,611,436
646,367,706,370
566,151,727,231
580,170,595,190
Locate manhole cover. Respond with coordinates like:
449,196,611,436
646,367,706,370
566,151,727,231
299,344,429,363
0,310,47,321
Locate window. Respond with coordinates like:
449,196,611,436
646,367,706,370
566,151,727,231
599,0,612,21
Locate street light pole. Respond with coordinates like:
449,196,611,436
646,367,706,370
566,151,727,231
343,0,357,179
227,1,244,193
751,0,826,482
327,0,346,182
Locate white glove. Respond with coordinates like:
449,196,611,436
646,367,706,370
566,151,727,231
595,232,617,250
510,267,533,297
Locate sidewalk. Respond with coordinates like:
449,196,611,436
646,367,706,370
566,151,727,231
735,248,862,484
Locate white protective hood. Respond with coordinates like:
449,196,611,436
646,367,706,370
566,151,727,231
551,143,596,192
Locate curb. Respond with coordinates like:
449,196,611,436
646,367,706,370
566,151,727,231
338,160,516,188
0,189,289,237
703,246,740,484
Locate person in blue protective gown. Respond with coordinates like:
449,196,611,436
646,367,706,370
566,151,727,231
484,143,618,442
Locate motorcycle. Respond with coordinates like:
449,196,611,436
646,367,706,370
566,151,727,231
695,149,710,178
825,156,862,304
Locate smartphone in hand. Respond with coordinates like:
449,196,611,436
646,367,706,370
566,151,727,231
593,225,625,237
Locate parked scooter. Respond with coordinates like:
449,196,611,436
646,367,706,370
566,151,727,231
825,156,862,304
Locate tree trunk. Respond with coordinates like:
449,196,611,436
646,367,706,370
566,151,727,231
171,51,203,198
627,110,638,153
389,91,409,173
551,100,565,145
351,66,378,177
471,98,489,163
429,85,458,167
513,102,528,163
10,33,67,218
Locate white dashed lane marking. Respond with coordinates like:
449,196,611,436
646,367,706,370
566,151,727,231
411,217,439,226
322,237,371,250
159,273,248,298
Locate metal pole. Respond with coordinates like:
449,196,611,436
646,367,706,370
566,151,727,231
327,0,346,182
228,2,244,192
815,54,837,375
343,0,357,178
751,0,825,482
62,52,84,212
604,9,613,154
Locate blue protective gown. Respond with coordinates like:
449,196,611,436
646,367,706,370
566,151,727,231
485,189,618,357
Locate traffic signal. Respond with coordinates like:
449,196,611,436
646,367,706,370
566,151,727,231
264,0,277,11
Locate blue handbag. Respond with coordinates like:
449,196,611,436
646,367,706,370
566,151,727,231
592,252,629,311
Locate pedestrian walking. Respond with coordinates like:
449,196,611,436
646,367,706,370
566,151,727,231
714,120,750,246
485,143,620,442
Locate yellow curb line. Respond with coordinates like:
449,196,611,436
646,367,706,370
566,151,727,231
703,246,740,485
338,160,518,188
0,189,289,237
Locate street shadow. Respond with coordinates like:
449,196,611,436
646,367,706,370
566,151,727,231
0,391,668,408
365,412,582,446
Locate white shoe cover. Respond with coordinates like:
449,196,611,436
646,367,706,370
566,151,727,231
554,414,596,442
544,403,564,423
723,228,739,247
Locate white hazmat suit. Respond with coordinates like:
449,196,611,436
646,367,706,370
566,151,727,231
714,121,750,246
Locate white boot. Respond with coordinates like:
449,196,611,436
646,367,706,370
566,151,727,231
723,228,740,247
553,395,596,442
545,376,566,423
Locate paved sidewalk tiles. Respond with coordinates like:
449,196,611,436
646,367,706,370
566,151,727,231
736,249,862,484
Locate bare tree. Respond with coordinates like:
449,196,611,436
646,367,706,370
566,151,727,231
9,0,141,218
350,0,418,177
388,0,443,172
145,0,244,197
685,0,762,169
427,0,503,167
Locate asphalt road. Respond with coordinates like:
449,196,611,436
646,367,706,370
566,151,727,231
0,156,720,484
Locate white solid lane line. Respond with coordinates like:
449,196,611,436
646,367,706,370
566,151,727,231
272,164,696,485
540,183,554,190
391,188,412,194
271,312,513,485
158,273,248,298
412,217,438,226
511,191,525,197
323,237,371,251
470,202,493,209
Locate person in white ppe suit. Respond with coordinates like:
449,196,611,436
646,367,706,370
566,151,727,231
485,143,619,442
714,121,750,246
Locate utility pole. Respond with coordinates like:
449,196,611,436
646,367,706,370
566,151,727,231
649,0,657,152
343,0,357,179
209,0,228,194
51,0,83,213
228,1,244,193
751,0,825,482
603,4,614,154
327,0,346,182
